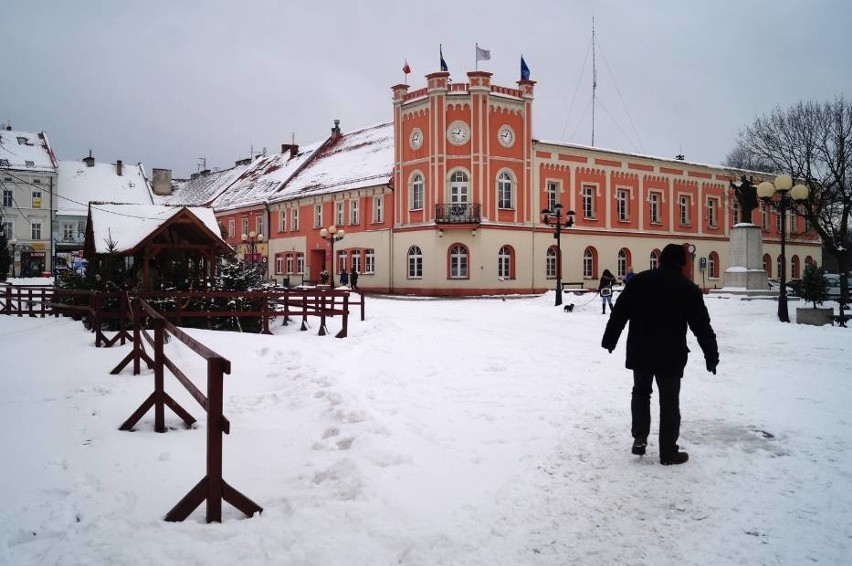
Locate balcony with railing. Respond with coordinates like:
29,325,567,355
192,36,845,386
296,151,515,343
435,203,481,225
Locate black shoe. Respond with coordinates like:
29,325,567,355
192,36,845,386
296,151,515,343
660,451,689,465
631,438,647,455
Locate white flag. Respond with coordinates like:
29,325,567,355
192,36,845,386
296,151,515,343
476,45,491,62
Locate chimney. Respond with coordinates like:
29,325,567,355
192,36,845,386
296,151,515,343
152,168,173,196
83,150,95,167
200,169,210,176
331,119,341,140
280,143,299,158
116,159,123,176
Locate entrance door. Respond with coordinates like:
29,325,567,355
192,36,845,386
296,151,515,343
449,171,469,222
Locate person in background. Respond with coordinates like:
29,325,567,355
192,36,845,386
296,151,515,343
349,267,359,291
601,243,719,466
339,268,349,288
624,266,636,285
599,269,616,314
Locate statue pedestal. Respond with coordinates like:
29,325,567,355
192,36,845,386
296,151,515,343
722,224,770,293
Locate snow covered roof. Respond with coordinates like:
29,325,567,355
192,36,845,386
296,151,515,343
0,128,57,172
211,142,323,211
88,203,225,255
159,163,252,207
58,160,153,216
272,122,393,203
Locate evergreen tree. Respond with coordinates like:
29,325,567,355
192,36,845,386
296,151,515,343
799,263,829,309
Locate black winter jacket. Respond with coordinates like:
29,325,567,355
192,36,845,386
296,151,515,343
601,265,718,376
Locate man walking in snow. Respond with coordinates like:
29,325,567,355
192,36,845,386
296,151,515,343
601,243,719,465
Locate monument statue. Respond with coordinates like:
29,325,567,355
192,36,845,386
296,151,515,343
729,175,759,223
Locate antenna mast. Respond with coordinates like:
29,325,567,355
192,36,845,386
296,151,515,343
592,16,597,146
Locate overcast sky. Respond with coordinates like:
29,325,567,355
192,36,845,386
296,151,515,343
3,1,851,178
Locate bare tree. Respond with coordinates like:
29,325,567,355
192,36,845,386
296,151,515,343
728,97,852,303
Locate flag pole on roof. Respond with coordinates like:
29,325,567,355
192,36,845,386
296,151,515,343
475,43,491,70
403,59,411,85
520,55,531,81
440,44,449,73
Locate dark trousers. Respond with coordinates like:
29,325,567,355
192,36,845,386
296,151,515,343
631,369,682,457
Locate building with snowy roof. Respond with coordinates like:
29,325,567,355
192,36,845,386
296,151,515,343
0,126,58,276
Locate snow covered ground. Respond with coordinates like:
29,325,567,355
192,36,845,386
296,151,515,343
1,285,850,565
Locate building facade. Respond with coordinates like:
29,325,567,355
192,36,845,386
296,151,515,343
0,127,58,276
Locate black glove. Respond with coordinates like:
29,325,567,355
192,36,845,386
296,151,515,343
706,359,718,375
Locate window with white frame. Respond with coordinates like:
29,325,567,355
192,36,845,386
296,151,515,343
229,219,236,238
31,221,42,240
618,249,629,277
241,218,249,237
62,222,75,241
255,216,263,237
449,170,469,204
650,250,660,270
546,181,559,212
337,250,347,274
286,255,294,274
407,245,423,278
296,253,305,274
314,204,323,228
449,244,468,278
582,185,595,218
497,172,514,209
649,192,661,223
583,248,595,278
498,245,513,279
410,173,424,210
678,194,691,225
2,221,12,239
291,208,299,231
275,255,283,275
373,196,384,223
707,197,718,227
365,248,375,274
616,188,629,221
31,190,42,208
3,189,13,207
351,253,361,273
350,199,360,225
278,211,286,233
709,251,719,278
335,201,344,226
546,247,557,278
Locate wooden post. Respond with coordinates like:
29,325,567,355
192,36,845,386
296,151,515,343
206,359,225,522
261,294,271,334
336,293,349,338
154,318,166,433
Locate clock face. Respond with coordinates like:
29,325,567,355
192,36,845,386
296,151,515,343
447,121,470,145
410,128,423,150
498,126,515,148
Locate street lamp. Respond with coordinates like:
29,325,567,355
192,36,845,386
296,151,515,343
9,237,17,278
541,203,576,307
757,174,809,323
319,224,345,284
241,231,264,269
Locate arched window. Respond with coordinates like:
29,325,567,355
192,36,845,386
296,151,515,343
497,171,514,209
708,251,720,279
763,253,772,277
650,249,661,270
776,255,784,280
583,247,598,279
791,255,801,279
407,245,423,278
448,244,469,279
498,245,515,279
410,173,424,211
617,248,631,277
546,246,557,279
805,255,815,267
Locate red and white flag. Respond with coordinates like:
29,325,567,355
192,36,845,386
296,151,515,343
402,59,411,74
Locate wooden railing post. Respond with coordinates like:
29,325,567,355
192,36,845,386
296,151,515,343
206,359,225,522
336,292,349,338
3,286,9,315
154,317,166,433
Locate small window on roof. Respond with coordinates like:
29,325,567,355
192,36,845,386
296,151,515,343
17,136,28,145
25,160,35,167
0,159,9,167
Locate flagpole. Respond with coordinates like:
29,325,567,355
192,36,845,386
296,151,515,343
475,43,478,70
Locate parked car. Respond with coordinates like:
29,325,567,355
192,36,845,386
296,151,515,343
785,278,802,297
824,274,852,301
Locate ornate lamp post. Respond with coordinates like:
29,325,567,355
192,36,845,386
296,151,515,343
541,204,576,307
240,231,264,269
319,224,345,283
9,237,17,278
757,174,809,322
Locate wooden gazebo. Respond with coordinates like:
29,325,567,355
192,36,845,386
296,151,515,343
84,203,234,291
